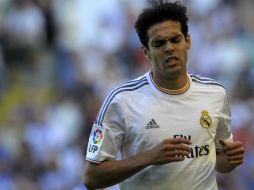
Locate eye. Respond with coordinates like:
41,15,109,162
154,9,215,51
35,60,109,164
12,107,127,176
171,36,181,43
152,40,165,47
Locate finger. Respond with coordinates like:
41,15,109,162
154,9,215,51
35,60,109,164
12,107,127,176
227,155,244,162
228,160,243,166
167,150,190,157
166,156,185,162
220,141,243,151
171,138,192,145
165,144,191,153
226,148,245,156
219,139,227,146
164,138,192,145
165,144,191,150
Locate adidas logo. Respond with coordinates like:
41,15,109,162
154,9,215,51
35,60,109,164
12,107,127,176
145,119,160,129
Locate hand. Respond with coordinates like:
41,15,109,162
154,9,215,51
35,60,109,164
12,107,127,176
219,139,245,167
147,138,192,165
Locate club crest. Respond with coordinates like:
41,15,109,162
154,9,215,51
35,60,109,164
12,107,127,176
200,110,212,128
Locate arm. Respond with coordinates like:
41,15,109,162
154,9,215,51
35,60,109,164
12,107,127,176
84,150,151,189
215,139,244,173
215,89,245,172
84,138,192,189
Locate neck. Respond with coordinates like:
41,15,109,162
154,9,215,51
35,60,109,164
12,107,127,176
152,71,189,91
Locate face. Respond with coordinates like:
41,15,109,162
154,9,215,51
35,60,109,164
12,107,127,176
142,20,191,80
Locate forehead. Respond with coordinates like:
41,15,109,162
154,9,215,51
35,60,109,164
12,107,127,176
147,20,182,40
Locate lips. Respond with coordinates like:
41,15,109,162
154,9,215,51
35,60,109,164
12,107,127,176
165,56,179,67
165,56,178,61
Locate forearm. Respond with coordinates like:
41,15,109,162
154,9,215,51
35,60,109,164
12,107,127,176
84,137,192,189
84,151,151,189
215,151,235,173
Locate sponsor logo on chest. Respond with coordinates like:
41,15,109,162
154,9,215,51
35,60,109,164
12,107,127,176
145,119,160,129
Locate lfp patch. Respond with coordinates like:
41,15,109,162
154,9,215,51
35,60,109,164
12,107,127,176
86,124,106,160
93,128,103,144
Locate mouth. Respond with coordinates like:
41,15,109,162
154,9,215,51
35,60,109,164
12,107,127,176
165,56,179,67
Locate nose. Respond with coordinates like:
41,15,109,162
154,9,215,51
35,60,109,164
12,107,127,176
165,41,174,53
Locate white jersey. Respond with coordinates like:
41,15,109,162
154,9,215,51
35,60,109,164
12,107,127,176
86,72,233,190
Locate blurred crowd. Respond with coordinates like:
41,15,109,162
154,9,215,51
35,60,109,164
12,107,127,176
0,0,253,190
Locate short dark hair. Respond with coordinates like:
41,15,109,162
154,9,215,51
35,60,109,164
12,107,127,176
134,0,189,48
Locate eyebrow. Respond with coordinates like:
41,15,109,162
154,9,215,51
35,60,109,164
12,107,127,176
151,34,182,42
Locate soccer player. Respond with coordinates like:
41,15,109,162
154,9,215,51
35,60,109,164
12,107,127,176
83,1,245,190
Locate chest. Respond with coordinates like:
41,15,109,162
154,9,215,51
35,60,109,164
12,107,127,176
125,95,220,146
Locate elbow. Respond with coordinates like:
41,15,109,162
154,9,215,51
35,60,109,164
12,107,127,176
83,160,107,189
83,182,95,190
83,174,98,190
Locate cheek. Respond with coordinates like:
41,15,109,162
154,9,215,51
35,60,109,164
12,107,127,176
150,49,165,68
179,48,188,61
153,57,164,68
153,50,164,61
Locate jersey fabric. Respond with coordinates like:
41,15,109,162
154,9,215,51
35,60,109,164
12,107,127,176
86,71,233,190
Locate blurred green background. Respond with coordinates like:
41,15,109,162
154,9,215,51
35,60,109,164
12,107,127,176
0,0,253,190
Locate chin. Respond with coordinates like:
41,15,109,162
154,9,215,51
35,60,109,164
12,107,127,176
164,69,182,79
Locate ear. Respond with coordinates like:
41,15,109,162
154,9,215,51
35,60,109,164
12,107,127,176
141,45,151,60
186,33,191,50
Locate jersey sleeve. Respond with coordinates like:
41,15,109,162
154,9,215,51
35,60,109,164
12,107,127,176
86,97,126,163
215,89,233,151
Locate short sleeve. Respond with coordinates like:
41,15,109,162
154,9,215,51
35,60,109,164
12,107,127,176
86,98,126,163
215,89,233,151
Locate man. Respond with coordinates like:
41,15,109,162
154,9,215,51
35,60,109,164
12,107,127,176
83,1,245,190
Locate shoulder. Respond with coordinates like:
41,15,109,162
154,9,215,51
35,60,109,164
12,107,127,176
189,74,227,98
190,74,225,89
95,75,148,125
106,75,149,102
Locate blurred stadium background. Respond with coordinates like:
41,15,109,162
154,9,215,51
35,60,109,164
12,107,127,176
0,0,253,190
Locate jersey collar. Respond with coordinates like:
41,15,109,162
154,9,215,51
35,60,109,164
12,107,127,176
146,71,192,97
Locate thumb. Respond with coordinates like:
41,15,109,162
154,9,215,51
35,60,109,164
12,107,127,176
219,139,227,147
